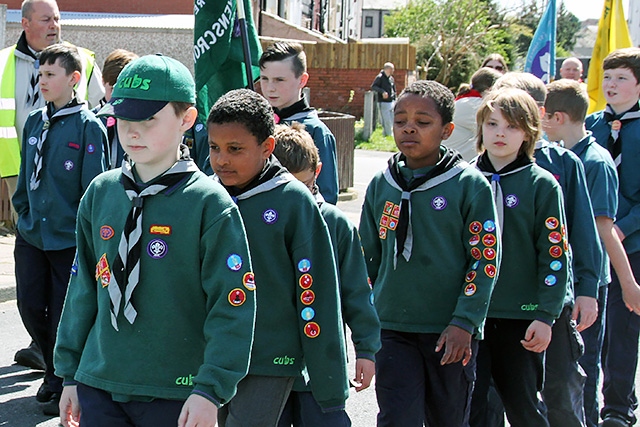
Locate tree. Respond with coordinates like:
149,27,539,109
509,0,581,58
384,0,512,89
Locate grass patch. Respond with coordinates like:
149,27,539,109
354,119,398,152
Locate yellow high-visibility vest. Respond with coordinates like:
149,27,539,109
0,44,96,177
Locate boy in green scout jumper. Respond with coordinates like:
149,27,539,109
12,43,107,416
207,89,348,426
273,122,381,426
54,55,256,427
359,80,500,427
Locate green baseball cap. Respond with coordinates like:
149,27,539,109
97,54,195,121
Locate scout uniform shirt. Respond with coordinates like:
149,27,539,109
359,147,500,338
569,132,618,289
534,141,601,303
587,106,640,255
475,153,569,323
54,165,256,406
13,99,107,250
215,156,349,411
290,191,381,393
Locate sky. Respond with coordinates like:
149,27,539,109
496,0,630,21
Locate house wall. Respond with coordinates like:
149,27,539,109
3,0,192,14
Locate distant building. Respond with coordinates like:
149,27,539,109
361,0,408,38
261,0,363,40
629,0,640,46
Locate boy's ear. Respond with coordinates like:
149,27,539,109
180,106,198,132
69,70,82,87
299,72,309,89
441,122,455,140
315,162,322,178
261,135,276,158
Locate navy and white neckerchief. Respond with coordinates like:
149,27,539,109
108,145,197,331
474,152,533,233
384,147,466,267
30,98,85,190
603,102,640,170
26,52,40,107
214,155,294,202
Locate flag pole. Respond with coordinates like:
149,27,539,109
237,0,255,91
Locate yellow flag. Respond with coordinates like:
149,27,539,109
587,0,633,113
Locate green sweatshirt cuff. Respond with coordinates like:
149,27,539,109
575,279,599,299
191,384,222,408
355,352,376,362
450,317,475,335
535,312,556,326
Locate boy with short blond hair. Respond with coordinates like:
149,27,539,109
273,122,381,426
207,89,348,426
259,42,340,204
586,47,640,427
54,55,256,427
12,43,107,416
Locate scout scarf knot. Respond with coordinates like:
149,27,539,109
603,102,640,170
30,98,85,190
108,145,197,331
475,152,533,233
219,155,291,201
387,147,464,267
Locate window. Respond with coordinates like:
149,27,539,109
365,16,373,28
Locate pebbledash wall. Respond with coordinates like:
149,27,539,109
4,16,411,118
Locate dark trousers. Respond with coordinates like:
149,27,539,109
542,305,587,427
579,285,608,427
601,252,640,424
278,390,351,427
476,318,549,427
219,375,295,427
469,344,505,427
77,383,185,427
14,232,75,393
375,329,477,427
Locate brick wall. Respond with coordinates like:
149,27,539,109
258,69,408,119
307,68,407,118
4,0,192,14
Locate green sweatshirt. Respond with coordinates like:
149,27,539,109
359,152,500,338
228,172,349,411
477,162,569,324
54,168,256,407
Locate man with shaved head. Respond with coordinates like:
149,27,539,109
560,57,585,82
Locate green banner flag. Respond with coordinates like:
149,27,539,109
194,0,262,121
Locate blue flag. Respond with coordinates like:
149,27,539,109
524,0,557,83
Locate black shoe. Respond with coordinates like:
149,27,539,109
41,393,61,416
14,341,45,371
600,415,632,427
36,381,54,403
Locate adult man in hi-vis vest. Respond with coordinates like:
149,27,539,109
2,0,103,379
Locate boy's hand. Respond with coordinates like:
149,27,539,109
435,325,472,366
521,320,552,353
572,296,598,332
352,358,375,392
178,394,218,427
621,281,640,315
59,385,80,427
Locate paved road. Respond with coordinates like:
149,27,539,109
2,149,636,426
0,150,392,427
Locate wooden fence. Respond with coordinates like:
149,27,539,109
260,40,416,71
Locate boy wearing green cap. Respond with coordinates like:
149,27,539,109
54,54,256,427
